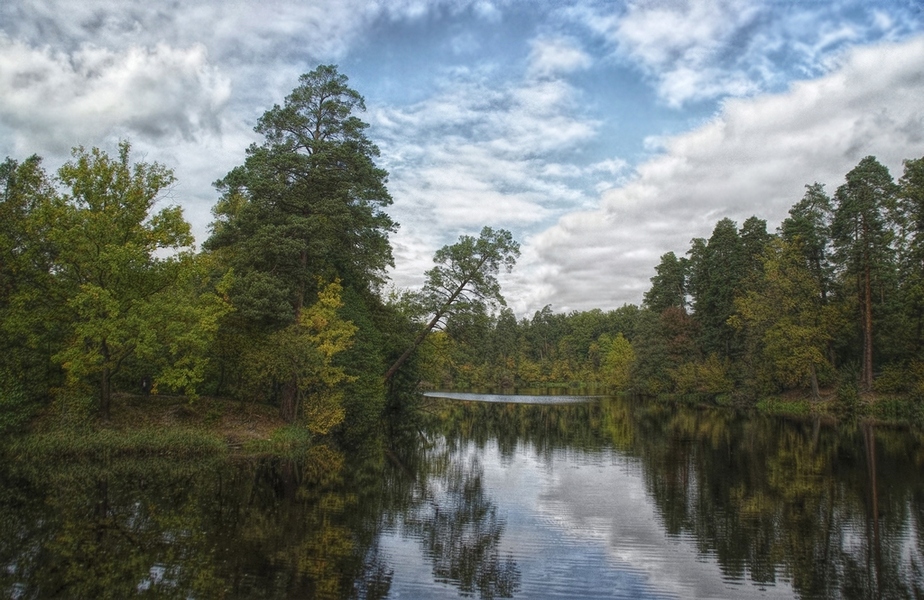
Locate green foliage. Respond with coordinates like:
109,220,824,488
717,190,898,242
206,64,396,322
202,65,405,428
599,332,635,390
834,367,861,419
48,142,201,418
644,251,688,312
0,369,33,434
334,286,388,437
239,281,356,429
0,155,64,405
780,182,834,300
731,238,836,397
385,226,520,381
669,354,733,396
831,156,899,388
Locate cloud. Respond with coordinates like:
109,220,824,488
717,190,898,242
527,36,592,78
572,0,922,107
372,59,611,294
0,37,231,154
524,35,924,314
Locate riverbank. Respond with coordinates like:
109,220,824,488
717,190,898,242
752,389,924,428
7,393,312,460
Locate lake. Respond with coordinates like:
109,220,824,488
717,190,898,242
2,394,922,599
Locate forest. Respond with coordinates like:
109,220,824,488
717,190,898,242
2,63,924,440
424,153,924,420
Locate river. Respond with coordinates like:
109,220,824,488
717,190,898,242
1,394,922,598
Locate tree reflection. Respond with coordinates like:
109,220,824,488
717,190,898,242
621,401,924,598
2,398,923,598
405,450,520,598
0,443,393,599
423,395,924,599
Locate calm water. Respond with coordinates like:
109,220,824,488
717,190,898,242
2,395,923,599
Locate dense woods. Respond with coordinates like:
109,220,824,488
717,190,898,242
0,66,418,436
2,64,924,437
415,155,924,414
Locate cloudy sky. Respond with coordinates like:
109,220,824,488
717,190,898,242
2,1,923,316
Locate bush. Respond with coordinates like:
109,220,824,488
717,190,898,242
835,368,860,420
870,396,924,426
0,369,36,434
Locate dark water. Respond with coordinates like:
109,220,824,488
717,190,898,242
2,395,923,599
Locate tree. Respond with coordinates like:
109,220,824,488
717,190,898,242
739,216,772,284
896,157,924,354
599,333,635,390
644,251,688,313
205,65,397,423
0,155,61,427
384,227,519,381
831,156,898,389
206,64,396,325
688,218,745,358
731,238,835,398
239,281,356,428
50,142,200,419
781,183,834,302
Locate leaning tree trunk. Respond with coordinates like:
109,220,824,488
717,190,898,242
384,310,445,382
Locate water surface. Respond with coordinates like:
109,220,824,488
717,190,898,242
2,395,922,599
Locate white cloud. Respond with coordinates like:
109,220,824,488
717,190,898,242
527,36,592,78
606,0,764,106
571,0,922,107
524,35,924,314
0,37,231,154
373,59,611,294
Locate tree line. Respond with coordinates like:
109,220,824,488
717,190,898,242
0,65,518,436
419,155,924,407
3,62,923,434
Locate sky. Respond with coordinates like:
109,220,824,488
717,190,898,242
2,0,924,317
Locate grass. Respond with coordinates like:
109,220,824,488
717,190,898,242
752,388,924,428
10,393,305,460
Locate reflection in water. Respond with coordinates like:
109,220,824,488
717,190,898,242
399,442,521,598
1,396,923,598
423,391,600,404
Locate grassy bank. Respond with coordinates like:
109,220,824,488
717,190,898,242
754,390,924,427
8,393,312,460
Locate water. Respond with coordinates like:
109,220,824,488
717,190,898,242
2,395,923,599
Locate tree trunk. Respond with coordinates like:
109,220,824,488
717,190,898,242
810,363,820,401
100,340,111,421
862,263,874,390
280,377,298,423
384,310,444,382
384,271,480,382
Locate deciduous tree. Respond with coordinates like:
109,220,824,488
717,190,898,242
385,227,519,381
50,142,197,419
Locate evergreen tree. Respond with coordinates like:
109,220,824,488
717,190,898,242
896,157,924,355
688,218,745,358
643,251,688,313
831,156,899,389
205,65,397,421
781,183,834,302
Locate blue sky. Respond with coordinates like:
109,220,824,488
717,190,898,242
2,0,923,315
